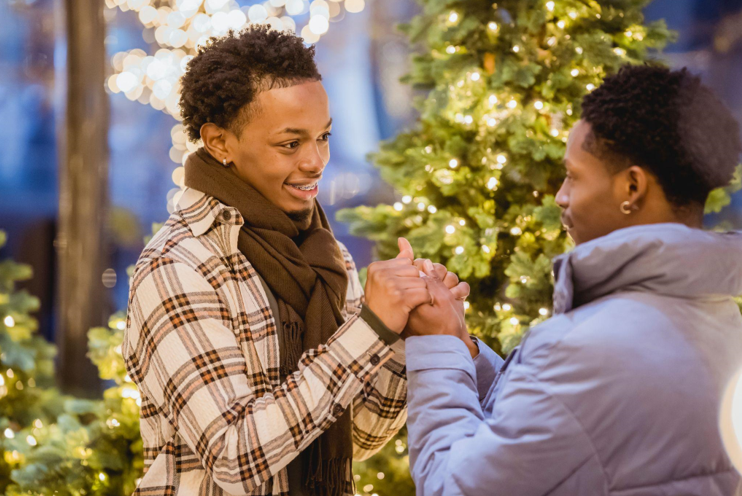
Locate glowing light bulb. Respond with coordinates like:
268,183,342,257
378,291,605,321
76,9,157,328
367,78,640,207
510,227,522,235
571,69,579,77
448,11,458,23
482,245,491,253
3,316,15,328
534,101,544,110
546,1,555,11
393,202,403,211
488,22,498,31
402,195,412,204
455,246,465,255
502,303,512,311
539,308,549,316
446,45,456,54
446,225,456,234
471,72,480,81
428,205,437,214
449,159,459,168
510,317,519,325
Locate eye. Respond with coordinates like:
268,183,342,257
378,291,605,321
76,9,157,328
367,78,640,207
283,141,300,149
319,132,332,142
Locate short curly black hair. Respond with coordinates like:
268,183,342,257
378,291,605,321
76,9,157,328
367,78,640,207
581,64,741,207
179,25,322,142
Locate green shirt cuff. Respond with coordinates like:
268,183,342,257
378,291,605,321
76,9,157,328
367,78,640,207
360,305,400,345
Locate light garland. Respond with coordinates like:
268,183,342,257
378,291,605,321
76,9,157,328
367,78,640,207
105,0,363,212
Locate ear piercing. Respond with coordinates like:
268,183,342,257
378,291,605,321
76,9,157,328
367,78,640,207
222,158,229,167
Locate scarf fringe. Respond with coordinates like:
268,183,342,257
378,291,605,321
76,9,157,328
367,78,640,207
304,456,352,496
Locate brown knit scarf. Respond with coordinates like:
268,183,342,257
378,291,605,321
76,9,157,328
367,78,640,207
184,148,351,496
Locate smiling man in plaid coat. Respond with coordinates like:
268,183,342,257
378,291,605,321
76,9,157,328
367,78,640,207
122,26,469,496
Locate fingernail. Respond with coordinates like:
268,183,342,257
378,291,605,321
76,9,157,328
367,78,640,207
424,259,435,275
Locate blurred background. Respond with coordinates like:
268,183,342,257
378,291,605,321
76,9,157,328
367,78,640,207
1,0,742,414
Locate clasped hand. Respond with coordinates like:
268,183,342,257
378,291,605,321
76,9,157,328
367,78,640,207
364,238,478,357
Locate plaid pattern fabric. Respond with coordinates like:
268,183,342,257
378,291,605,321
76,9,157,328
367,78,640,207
123,188,407,496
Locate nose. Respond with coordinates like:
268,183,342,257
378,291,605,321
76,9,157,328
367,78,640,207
298,143,326,175
555,180,569,209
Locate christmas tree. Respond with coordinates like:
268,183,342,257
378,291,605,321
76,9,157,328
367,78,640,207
5,312,143,496
339,0,675,354
0,231,64,494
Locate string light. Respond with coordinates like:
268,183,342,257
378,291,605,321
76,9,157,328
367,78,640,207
482,245,491,253
557,20,566,29
539,308,549,316
26,435,37,447
455,246,465,255
402,195,412,204
470,72,481,81
512,45,520,53
534,101,544,110
507,100,517,109
510,227,522,235
4,428,14,439
449,159,459,168
3,316,14,328
446,45,456,54
502,303,512,311
586,83,595,91
571,69,579,77
445,225,456,234
488,21,498,31
448,11,459,23
546,1,555,11
497,154,508,164
459,220,466,226
614,47,626,57
487,177,499,190
427,205,437,214
393,202,403,211
489,95,498,105
510,317,519,325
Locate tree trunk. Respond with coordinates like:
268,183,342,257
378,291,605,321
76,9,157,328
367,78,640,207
56,0,108,397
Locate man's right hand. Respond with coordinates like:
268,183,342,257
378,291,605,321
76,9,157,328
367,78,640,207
364,238,431,334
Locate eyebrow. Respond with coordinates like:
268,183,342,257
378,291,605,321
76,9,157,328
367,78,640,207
277,118,333,136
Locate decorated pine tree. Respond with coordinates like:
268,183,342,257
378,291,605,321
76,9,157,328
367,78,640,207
5,312,143,496
0,231,64,493
339,0,676,354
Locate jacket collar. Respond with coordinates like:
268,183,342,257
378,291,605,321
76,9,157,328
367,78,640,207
175,188,243,252
552,223,742,314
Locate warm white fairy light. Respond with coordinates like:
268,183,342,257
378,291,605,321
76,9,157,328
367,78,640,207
427,205,437,214
482,245,491,253
614,47,626,57
545,1,555,11
586,83,596,91
571,69,579,77
534,100,544,110
4,428,14,439
449,159,459,169
550,128,560,137
510,227,522,235
470,72,481,81
402,195,412,204
393,202,403,211
502,303,512,311
3,316,14,328
446,45,456,54
507,100,517,109
459,220,466,226
489,95,498,105
448,11,459,23
557,20,566,29
510,317,519,325
576,46,584,54
455,246,465,255
539,308,549,316
487,177,499,190
488,21,498,31
497,154,508,164
445,225,456,234
512,45,520,53
26,435,37,447
464,115,473,124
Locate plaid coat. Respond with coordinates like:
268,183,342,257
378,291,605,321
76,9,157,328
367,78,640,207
123,188,407,496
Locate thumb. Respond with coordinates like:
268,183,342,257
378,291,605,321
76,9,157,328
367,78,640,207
397,237,414,261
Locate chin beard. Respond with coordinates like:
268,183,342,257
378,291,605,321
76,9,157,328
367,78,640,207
287,207,314,227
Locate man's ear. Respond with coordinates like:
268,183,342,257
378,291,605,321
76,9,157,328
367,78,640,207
200,123,231,163
625,166,649,207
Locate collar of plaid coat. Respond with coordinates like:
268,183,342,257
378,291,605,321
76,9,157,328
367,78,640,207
123,188,409,496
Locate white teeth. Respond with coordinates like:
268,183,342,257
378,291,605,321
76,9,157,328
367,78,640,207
292,183,317,191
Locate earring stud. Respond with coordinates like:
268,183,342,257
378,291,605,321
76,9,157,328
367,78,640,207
620,201,632,215
222,158,229,167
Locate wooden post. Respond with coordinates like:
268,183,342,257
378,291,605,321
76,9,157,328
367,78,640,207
56,0,108,396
